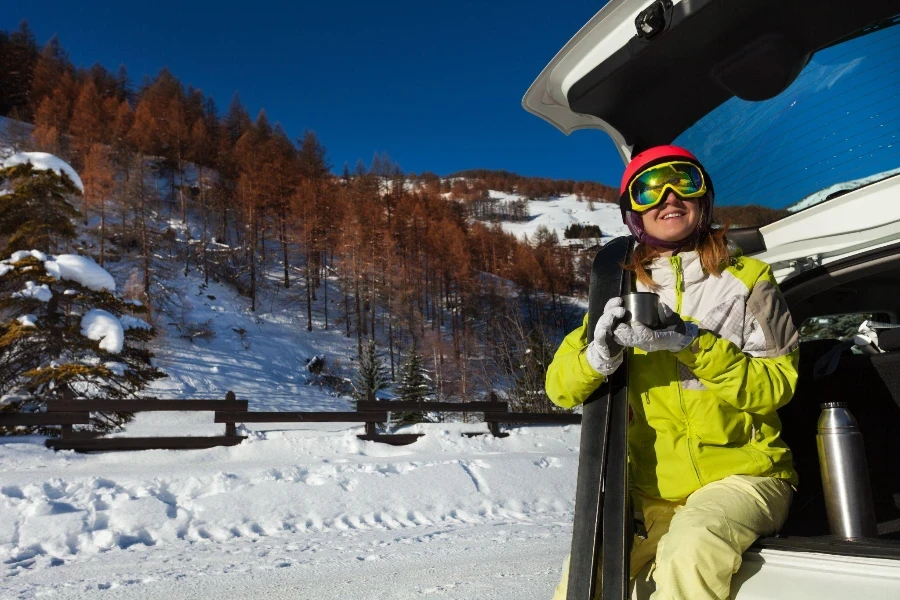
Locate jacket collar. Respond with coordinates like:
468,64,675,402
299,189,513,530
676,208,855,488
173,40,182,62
647,251,707,288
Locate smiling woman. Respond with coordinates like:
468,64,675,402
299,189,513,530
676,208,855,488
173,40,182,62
546,143,800,600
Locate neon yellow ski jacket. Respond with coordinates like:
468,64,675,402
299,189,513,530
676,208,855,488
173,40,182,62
546,251,799,501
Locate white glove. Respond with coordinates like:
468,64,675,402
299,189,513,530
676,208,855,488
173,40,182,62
613,302,699,353
586,297,626,376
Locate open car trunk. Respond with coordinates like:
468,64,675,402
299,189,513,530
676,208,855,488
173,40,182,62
525,1,900,598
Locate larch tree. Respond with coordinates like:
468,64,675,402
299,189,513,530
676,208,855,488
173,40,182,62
0,21,38,118
68,79,105,169
126,100,159,298
28,36,71,117
82,143,115,266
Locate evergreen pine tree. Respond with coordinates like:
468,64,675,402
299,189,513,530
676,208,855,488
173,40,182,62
0,161,164,435
393,340,434,426
353,338,390,407
0,252,166,434
0,162,80,254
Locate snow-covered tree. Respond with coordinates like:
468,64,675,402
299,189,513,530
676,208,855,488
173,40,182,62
0,251,165,433
0,156,164,434
0,159,81,254
393,340,435,426
353,338,390,407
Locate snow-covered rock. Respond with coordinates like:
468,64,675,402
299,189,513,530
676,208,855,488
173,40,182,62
44,254,115,292
81,309,125,353
1,151,84,192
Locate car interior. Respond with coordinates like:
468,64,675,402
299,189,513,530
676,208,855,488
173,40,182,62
754,242,900,552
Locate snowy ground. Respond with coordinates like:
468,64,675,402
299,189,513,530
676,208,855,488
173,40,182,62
1,423,577,599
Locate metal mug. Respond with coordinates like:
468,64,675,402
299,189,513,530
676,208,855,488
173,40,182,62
622,292,660,329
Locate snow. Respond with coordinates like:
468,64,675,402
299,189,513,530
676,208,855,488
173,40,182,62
103,362,128,376
119,315,152,331
9,249,47,263
12,281,52,302
0,422,576,598
44,254,116,292
0,263,11,277
81,309,125,354
16,314,37,327
0,161,586,596
1,151,85,193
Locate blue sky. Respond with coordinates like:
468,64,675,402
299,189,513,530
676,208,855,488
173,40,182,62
2,0,625,185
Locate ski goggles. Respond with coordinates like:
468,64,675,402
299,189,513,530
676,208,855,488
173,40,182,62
626,161,707,211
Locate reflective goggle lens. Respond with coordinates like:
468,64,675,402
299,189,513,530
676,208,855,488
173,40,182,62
629,162,705,210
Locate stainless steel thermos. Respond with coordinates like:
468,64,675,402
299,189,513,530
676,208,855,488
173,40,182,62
816,401,878,539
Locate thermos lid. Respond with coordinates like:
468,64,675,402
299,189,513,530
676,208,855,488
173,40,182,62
821,402,850,409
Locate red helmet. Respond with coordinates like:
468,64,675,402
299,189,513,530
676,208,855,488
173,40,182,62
618,145,715,249
619,145,702,198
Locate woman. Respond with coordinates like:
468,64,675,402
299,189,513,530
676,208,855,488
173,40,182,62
547,145,799,600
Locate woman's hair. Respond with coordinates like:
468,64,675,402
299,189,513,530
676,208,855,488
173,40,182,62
624,224,732,289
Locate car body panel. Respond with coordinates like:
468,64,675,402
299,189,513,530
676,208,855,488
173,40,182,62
631,549,900,599
755,175,900,283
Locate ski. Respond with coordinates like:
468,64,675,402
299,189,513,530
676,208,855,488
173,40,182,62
567,235,633,600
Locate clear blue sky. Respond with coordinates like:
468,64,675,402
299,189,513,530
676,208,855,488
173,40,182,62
2,0,625,185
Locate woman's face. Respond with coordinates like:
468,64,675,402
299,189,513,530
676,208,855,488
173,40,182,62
640,192,702,242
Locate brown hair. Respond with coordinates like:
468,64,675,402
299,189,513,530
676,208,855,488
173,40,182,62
624,224,733,290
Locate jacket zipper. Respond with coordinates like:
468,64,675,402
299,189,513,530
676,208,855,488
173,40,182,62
670,256,703,486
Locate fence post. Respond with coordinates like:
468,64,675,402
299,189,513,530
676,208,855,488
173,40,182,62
224,391,237,436
364,390,377,436
487,391,503,437
59,386,74,439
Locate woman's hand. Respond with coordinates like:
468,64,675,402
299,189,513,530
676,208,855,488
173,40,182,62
613,302,699,353
586,297,626,375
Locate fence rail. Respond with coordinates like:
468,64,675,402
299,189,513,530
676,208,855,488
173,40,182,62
2,389,581,452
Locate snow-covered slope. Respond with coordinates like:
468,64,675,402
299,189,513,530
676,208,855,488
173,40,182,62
141,269,357,412
485,191,629,246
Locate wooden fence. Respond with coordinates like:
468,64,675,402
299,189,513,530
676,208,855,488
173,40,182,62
1,390,581,452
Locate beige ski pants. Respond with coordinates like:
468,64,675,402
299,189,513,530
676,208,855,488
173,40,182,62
552,475,793,600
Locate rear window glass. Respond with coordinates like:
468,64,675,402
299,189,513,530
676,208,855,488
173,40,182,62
674,23,900,211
